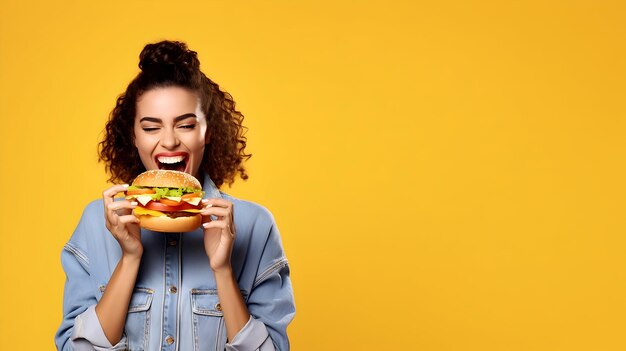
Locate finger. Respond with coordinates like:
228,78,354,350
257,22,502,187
200,207,230,217
108,200,137,211
106,200,138,217
203,221,235,239
118,214,141,225
202,198,233,209
103,184,130,201
103,184,130,207
202,221,230,231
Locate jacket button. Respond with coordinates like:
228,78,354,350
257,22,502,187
165,336,175,345
169,286,177,294
215,303,222,311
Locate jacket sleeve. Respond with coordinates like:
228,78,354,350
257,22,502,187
70,305,127,350
55,207,127,351
226,221,295,351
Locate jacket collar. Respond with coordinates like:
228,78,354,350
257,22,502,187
200,172,222,199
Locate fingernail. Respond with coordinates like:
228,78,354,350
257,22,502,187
202,222,210,228
122,184,129,189
131,202,138,206
202,199,209,203
204,204,213,208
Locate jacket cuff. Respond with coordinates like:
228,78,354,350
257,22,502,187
70,305,127,350
225,316,275,351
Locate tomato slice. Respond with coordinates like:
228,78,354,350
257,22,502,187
182,193,202,199
159,198,182,206
126,189,157,195
143,201,201,212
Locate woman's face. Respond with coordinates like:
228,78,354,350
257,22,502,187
134,86,209,180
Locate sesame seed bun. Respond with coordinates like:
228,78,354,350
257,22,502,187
132,170,201,189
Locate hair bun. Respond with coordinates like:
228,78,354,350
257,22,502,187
138,40,200,78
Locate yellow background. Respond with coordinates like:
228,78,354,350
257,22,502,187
1,1,625,350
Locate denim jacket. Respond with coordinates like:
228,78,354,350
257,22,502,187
55,175,295,351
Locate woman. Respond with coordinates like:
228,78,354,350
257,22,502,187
55,40,295,351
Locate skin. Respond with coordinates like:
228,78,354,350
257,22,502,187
96,86,250,345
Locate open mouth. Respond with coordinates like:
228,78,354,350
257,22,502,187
155,153,188,172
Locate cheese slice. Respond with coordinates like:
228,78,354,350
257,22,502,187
183,197,202,206
134,207,165,217
135,195,153,206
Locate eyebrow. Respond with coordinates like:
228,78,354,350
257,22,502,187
139,113,197,123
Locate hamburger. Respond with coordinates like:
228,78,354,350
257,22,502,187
125,170,204,232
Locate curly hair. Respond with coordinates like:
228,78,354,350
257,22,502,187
98,40,251,188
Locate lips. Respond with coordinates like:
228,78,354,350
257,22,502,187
155,152,188,172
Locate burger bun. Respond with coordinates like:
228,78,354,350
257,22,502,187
136,212,202,233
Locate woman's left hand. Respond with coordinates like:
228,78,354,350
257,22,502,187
201,198,236,272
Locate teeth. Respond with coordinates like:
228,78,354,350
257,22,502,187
157,155,185,164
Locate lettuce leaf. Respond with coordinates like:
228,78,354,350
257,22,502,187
128,185,203,200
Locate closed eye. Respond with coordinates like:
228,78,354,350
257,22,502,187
142,127,159,132
178,124,196,129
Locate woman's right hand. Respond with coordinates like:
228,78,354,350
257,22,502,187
103,184,143,258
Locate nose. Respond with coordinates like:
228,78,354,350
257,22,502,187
160,127,180,149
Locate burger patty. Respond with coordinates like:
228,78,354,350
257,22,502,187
166,211,199,218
